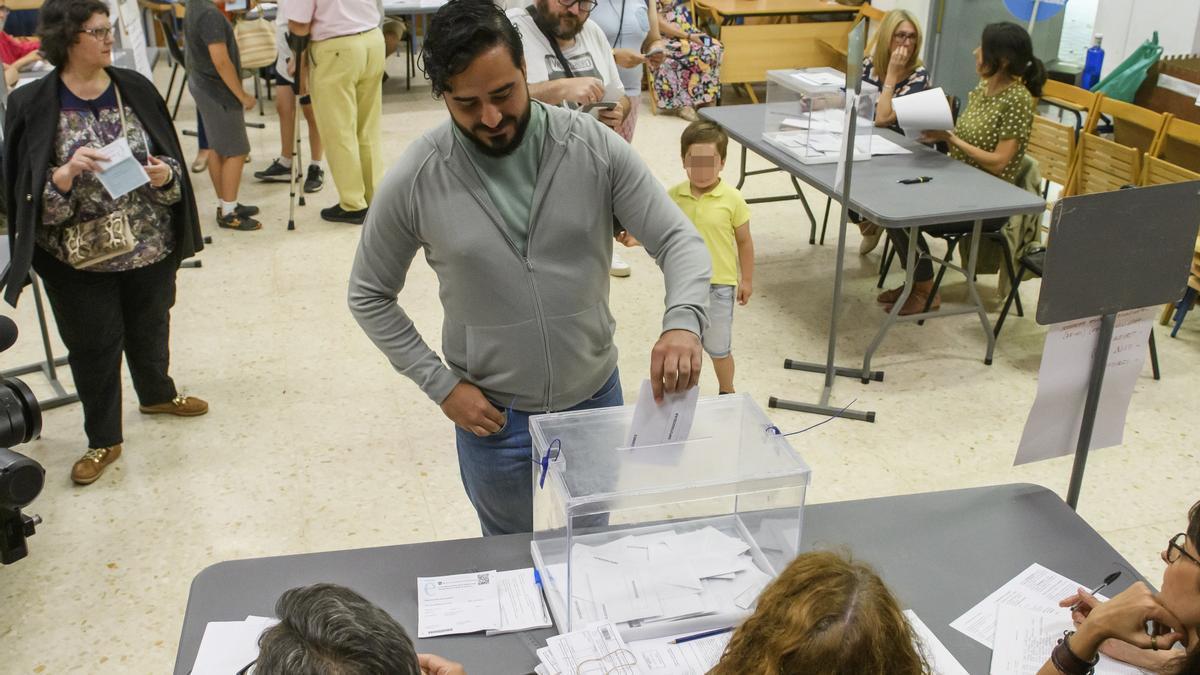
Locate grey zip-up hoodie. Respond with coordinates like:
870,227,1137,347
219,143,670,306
348,103,711,413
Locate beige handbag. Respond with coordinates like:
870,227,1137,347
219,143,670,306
61,86,137,269
234,15,278,70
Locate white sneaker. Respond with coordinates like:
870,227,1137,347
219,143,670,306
610,251,631,277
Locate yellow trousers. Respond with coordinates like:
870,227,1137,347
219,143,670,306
308,28,386,212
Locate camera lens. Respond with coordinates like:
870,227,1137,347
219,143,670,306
0,377,41,448
0,447,44,509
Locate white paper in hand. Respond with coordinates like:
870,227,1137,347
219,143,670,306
893,87,955,133
625,379,699,450
95,137,150,199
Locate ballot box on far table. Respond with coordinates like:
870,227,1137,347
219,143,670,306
761,67,879,164
529,394,811,641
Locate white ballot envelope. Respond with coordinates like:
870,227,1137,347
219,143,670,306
893,87,956,133
625,379,699,449
95,137,150,200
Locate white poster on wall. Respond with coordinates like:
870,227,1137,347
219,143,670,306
108,0,153,80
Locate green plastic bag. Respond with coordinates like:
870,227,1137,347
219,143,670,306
1090,31,1163,102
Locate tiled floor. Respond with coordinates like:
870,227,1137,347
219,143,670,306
0,58,1196,673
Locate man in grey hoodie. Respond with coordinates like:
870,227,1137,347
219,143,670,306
348,0,711,536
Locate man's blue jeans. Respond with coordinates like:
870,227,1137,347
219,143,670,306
455,369,623,536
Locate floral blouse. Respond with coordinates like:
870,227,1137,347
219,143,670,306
862,56,930,134
39,80,181,272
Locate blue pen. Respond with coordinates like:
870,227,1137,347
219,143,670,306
671,626,733,645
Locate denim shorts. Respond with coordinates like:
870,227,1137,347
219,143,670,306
702,284,735,358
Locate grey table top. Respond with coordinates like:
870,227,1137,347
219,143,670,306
174,483,1145,674
702,104,1047,229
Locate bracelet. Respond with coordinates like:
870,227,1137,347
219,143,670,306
1051,631,1098,675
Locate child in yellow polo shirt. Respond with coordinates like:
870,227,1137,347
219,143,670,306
668,120,755,395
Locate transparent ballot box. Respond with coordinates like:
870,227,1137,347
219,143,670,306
529,394,811,641
762,67,879,164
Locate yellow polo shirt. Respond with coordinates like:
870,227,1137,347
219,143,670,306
668,179,751,286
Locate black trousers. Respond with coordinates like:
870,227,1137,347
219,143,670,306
885,217,1007,282
33,247,179,448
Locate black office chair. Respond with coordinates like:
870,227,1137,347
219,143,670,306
159,11,188,120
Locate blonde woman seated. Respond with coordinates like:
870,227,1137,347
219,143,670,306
710,551,930,674
1038,501,1200,675
855,9,931,255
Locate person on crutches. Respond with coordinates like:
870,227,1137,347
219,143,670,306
284,28,311,231
253,0,325,196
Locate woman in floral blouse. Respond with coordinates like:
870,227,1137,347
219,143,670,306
3,0,207,486
652,0,722,121
856,8,931,254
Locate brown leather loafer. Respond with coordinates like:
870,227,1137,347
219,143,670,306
877,285,906,304
71,444,122,486
139,395,209,417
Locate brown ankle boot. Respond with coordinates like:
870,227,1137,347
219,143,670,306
894,280,941,316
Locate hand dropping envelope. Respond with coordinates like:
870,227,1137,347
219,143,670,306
625,379,699,452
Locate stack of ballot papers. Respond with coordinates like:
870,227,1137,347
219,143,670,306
417,568,552,638
789,70,846,89
545,526,773,630
191,615,278,675
534,620,732,675
950,563,1153,675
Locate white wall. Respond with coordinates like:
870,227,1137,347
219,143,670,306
1093,0,1200,77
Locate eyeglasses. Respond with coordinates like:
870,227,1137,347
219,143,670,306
892,31,918,43
79,26,114,41
1166,533,1200,567
557,0,598,11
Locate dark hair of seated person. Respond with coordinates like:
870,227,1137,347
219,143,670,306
420,0,525,98
255,583,420,675
978,21,1047,98
709,551,930,675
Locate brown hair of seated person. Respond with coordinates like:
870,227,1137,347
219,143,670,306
709,551,930,675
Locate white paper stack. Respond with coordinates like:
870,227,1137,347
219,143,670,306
417,568,552,638
949,563,1153,675
534,621,731,675
549,526,772,632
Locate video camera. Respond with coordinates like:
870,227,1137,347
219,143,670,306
0,315,45,565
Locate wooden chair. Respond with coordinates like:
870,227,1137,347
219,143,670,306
1151,114,1200,174
1069,133,1142,195
1084,96,1167,155
1040,80,1097,133
1140,151,1200,331
1027,116,1075,199
1069,97,1167,196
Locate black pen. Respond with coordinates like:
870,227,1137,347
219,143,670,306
1070,571,1121,612
898,176,933,184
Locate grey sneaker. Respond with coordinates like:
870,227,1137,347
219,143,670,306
303,165,324,194
254,158,293,183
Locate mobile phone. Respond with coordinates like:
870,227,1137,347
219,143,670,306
581,101,618,114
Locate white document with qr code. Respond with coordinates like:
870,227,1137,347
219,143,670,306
417,568,550,638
